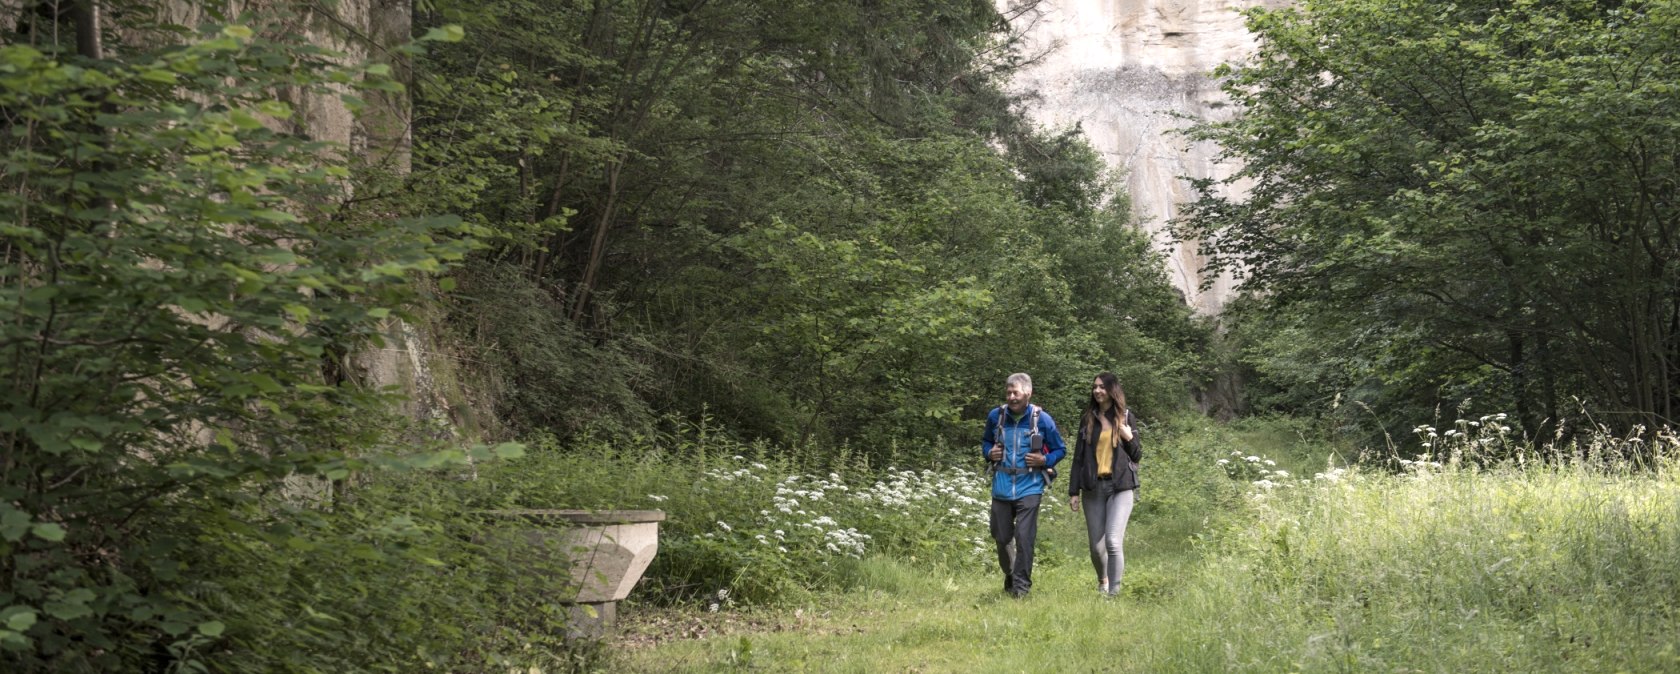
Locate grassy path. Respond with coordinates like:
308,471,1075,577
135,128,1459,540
600,420,1307,673
599,421,1680,672
605,509,1206,673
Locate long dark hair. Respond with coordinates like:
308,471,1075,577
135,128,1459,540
1082,371,1127,439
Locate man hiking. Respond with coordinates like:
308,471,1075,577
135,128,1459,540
982,372,1066,598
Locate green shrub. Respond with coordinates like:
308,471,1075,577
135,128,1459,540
1125,414,1245,527
0,10,552,672
460,421,1069,606
446,263,656,438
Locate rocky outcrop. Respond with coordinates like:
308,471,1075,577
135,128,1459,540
1004,0,1287,314
151,1,457,433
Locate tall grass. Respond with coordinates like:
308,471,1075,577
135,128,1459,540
604,417,1680,673
1135,424,1680,672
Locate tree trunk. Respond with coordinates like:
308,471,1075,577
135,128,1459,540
570,158,624,323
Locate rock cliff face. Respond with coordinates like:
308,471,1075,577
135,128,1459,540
1003,0,1285,314
151,1,456,432
0,1,475,435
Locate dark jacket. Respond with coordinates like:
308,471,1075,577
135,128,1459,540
1067,408,1141,495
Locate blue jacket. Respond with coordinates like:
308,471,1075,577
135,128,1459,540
980,404,1066,501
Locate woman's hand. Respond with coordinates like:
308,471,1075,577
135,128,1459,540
1069,495,1081,513
1118,423,1134,442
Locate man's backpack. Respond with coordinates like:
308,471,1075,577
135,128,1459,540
989,404,1055,483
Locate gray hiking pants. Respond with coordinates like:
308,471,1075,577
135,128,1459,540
1080,480,1136,594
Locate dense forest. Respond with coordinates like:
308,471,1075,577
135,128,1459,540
2,0,1677,671
408,0,1203,448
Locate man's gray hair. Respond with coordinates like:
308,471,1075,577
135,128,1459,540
1006,372,1033,392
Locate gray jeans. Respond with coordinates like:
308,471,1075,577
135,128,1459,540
1079,481,1136,594
990,494,1041,595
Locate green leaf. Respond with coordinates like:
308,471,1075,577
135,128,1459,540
228,109,264,130
43,599,91,621
255,100,293,119
492,442,526,460
1,509,31,542
0,606,37,632
137,69,179,85
250,209,299,223
31,523,65,542
196,621,225,637
220,25,254,39
421,24,465,43
246,373,282,394
0,44,45,68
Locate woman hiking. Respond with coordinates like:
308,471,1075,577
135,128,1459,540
1066,372,1141,596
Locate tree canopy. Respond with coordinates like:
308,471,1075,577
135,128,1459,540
415,0,1204,452
1181,0,1680,443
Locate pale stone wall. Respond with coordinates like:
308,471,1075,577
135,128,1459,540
1003,0,1288,314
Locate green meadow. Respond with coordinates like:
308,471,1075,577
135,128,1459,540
601,420,1680,673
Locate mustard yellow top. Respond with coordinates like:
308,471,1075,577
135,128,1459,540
1096,423,1116,478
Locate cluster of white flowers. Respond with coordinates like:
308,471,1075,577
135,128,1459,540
856,468,984,506
683,457,1009,567
855,467,990,537
862,468,995,558
824,527,869,556
707,588,730,613
1398,457,1443,473
679,461,864,560
1413,413,1518,461
1313,467,1348,483
1217,449,1308,499
1220,449,1286,485
704,461,766,483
